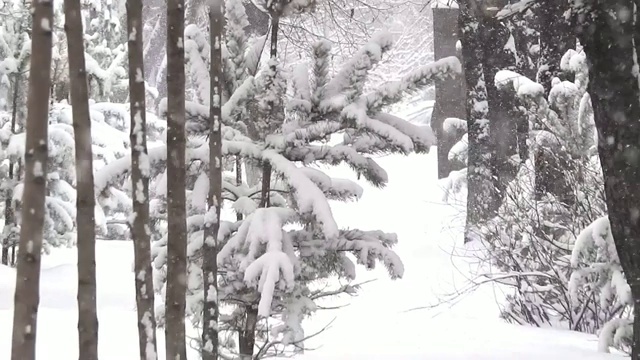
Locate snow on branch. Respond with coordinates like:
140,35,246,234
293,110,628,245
341,104,414,154
331,229,404,279
325,30,394,99
298,167,363,201
374,113,435,153
494,70,544,98
217,207,299,316
365,56,462,113
262,149,339,239
284,144,388,187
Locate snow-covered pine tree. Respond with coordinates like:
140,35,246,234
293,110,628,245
453,48,611,338
81,0,130,102
0,0,31,264
134,1,459,356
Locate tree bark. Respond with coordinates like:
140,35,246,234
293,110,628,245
64,0,99,357
537,0,575,95
165,0,188,356
238,304,258,359
10,0,53,358
482,17,518,200
432,7,467,179
458,0,496,243
127,0,160,357
573,0,640,358
201,1,223,359
258,16,280,210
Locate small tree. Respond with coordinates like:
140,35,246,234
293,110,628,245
145,13,459,359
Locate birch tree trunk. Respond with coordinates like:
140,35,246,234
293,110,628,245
127,0,160,357
201,2,223,358
64,0,98,357
165,0,188,356
10,0,54,358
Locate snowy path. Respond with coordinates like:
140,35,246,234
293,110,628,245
0,149,627,359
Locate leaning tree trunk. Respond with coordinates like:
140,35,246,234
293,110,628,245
127,0,160,357
458,0,496,243
165,0,188,357
64,0,98,357
201,0,223,359
573,0,640,358
10,0,53,358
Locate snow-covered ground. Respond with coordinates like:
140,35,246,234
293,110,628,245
0,148,627,359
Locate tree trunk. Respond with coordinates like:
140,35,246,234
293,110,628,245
258,16,280,210
482,17,518,200
536,0,575,95
458,0,496,243
10,0,53,358
64,0,99,357
127,0,160,357
165,0,188,356
573,0,640,358
238,304,258,359
201,1,223,359
432,7,467,179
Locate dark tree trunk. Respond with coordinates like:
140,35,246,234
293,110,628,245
537,0,576,95
64,0,99,356
201,0,224,358
482,17,518,199
458,0,497,243
165,0,188,356
238,304,258,359
10,0,53,358
573,0,640,358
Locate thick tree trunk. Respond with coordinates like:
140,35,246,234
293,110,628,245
537,0,575,95
573,0,640,358
127,0,159,357
201,1,224,359
458,0,496,243
482,17,518,200
10,0,53,358
64,0,99,357
165,0,188,357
